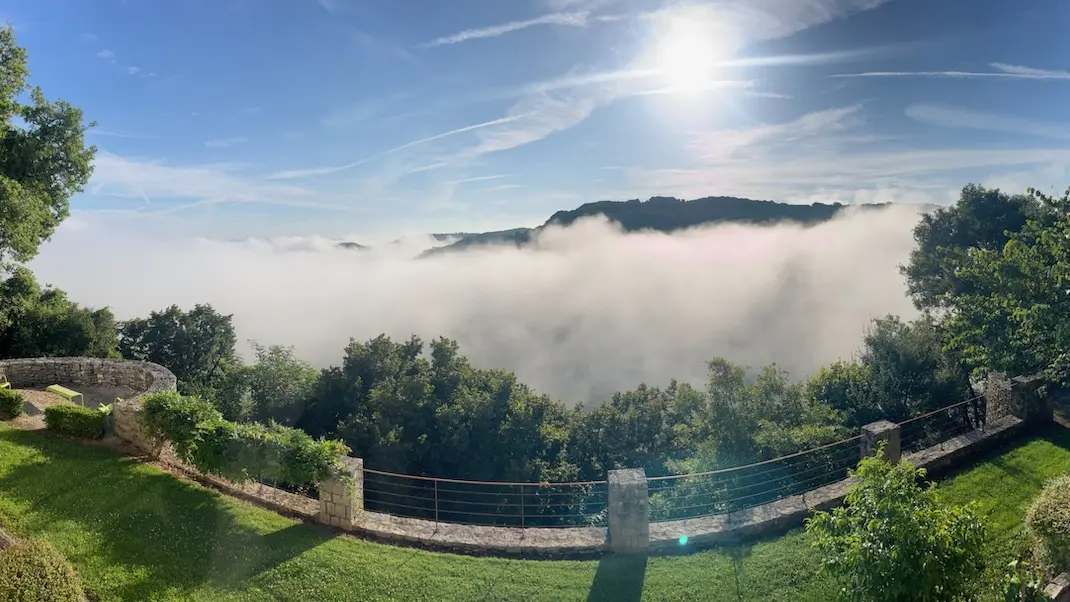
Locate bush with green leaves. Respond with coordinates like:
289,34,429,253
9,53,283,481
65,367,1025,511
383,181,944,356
141,391,350,488
805,448,988,602
1026,474,1070,574
44,404,105,439
0,389,24,419
0,539,86,602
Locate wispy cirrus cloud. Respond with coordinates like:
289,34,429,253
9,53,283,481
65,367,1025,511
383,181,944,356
96,49,115,59
420,11,591,48
205,136,250,148
834,62,1070,80
906,103,1070,140
269,115,528,180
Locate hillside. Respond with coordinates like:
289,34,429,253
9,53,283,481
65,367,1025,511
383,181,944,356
420,196,897,257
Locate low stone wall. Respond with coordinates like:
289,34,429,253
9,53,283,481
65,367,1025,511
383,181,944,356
0,357,176,397
1047,573,1070,602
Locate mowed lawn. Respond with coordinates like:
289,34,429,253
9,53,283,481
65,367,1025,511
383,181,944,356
0,425,1068,602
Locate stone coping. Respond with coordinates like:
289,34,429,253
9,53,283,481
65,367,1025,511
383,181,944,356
1046,573,1070,602
349,511,608,557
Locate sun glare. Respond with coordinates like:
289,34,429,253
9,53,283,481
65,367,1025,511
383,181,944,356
648,10,735,94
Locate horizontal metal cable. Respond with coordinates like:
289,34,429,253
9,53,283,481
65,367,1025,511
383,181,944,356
647,435,863,482
361,467,606,487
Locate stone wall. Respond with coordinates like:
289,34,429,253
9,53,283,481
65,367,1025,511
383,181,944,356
0,357,178,454
0,357,176,395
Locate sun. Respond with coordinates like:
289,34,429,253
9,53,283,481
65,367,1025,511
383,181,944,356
647,10,736,93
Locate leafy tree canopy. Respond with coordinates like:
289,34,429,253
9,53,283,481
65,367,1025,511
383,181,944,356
0,26,95,268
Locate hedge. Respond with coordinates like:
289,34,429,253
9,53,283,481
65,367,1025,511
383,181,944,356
142,391,350,488
0,539,86,602
44,405,106,439
1026,474,1070,573
0,389,24,419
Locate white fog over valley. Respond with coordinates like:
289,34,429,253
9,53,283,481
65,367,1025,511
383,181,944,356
30,205,923,404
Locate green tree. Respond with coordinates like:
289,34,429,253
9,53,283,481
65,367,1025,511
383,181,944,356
806,450,988,602
939,187,1070,385
902,184,1040,312
0,267,118,358
246,342,318,427
118,304,237,396
0,26,96,268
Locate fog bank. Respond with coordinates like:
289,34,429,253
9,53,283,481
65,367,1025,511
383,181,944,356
30,206,923,403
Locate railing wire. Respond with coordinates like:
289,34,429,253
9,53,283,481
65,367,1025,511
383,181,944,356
361,469,608,528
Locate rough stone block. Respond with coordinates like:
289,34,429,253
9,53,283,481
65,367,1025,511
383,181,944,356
607,468,649,553
861,420,901,463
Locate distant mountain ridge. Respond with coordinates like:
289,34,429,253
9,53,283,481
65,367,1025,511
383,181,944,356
419,195,901,257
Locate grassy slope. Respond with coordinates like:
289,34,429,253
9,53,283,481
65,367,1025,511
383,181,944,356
0,425,1067,602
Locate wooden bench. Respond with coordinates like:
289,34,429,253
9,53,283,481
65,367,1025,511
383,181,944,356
46,384,85,407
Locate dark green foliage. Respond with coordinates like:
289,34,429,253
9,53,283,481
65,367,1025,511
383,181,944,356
938,187,1070,386
0,267,119,359
1026,475,1070,574
0,388,23,418
806,450,988,602
44,404,104,439
118,304,237,396
141,391,349,487
902,184,1040,311
0,539,86,602
0,26,96,268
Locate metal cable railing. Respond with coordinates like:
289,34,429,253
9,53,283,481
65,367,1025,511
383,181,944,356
361,468,608,528
899,395,986,454
646,435,862,521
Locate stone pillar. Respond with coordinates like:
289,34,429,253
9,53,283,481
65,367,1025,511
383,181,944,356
986,372,1053,426
607,468,649,554
318,457,363,529
861,420,901,464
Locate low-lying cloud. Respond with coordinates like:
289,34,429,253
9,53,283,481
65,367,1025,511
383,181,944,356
30,206,924,403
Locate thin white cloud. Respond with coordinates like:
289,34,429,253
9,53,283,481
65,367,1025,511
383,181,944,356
990,62,1070,78
89,151,325,212
452,174,514,185
420,11,591,48
833,65,1070,80
906,103,1070,140
80,33,99,43
204,136,250,148
125,66,140,75
269,115,528,180
96,49,115,59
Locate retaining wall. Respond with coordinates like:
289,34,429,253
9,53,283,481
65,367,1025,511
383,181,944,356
0,357,176,396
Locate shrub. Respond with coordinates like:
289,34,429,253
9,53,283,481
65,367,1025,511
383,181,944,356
44,404,105,439
142,391,350,488
0,389,24,419
1026,474,1070,573
0,539,86,602
806,447,988,602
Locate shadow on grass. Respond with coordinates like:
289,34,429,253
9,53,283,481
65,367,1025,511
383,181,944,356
587,553,647,602
933,423,1070,483
0,428,334,600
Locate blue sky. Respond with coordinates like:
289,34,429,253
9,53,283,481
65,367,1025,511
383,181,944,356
4,0,1070,239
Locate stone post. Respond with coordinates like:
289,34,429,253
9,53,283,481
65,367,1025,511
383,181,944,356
861,420,901,464
986,372,1053,426
607,468,649,554
318,457,363,529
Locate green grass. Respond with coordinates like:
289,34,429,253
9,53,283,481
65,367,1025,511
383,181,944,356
0,425,1067,602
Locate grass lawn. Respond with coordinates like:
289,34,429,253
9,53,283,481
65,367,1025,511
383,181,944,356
0,425,1068,602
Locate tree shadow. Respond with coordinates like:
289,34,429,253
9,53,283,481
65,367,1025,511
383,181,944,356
586,553,647,602
0,428,334,600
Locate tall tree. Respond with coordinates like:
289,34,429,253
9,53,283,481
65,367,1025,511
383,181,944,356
902,184,1040,312
118,304,237,396
0,26,96,268
940,187,1070,385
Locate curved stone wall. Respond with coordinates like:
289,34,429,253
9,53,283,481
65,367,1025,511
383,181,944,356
0,357,177,396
